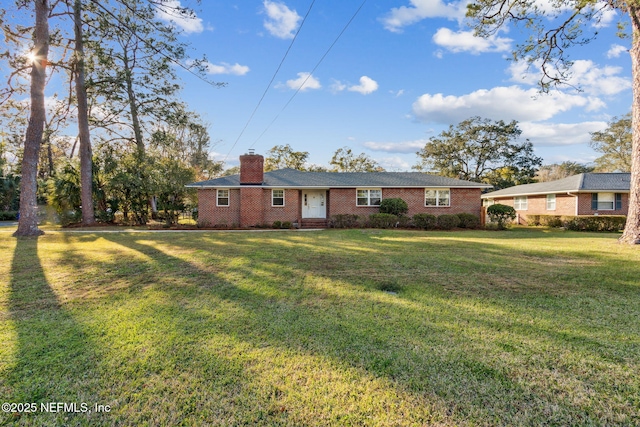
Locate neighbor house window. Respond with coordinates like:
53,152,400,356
217,189,229,206
272,189,285,206
591,193,622,210
514,196,528,210
356,189,382,206
546,194,556,211
425,189,450,207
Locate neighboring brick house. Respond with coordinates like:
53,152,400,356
187,152,492,227
481,173,631,225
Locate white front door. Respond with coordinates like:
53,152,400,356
302,191,326,218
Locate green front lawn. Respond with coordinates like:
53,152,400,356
1,228,638,426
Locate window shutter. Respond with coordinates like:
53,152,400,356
591,193,598,210
615,193,622,210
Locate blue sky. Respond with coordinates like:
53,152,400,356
11,0,630,172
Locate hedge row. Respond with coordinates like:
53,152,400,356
527,214,626,232
329,212,480,230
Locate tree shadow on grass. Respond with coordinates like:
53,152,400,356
2,237,106,426
97,232,640,426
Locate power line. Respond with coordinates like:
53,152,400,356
223,0,317,162
248,0,368,151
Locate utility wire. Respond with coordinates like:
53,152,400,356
248,0,368,150
223,0,317,162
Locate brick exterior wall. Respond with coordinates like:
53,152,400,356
577,193,628,216
488,192,629,224
197,187,484,227
240,187,264,226
197,189,241,227
328,188,482,217
198,188,302,227
262,189,301,225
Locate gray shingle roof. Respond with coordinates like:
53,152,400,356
187,168,492,189
481,173,631,198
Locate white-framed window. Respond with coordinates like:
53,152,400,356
546,194,556,210
272,189,285,206
425,189,450,207
514,196,528,210
356,189,382,206
217,189,229,206
593,192,615,210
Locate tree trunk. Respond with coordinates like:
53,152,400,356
14,0,49,237
74,0,95,226
46,133,54,177
620,8,640,244
123,50,144,156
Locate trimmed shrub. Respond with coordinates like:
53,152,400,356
528,214,624,231
272,221,282,229
527,214,563,227
487,204,516,230
456,213,480,229
368,213,398,228
563,215,626,232
281,221,292,229
412,213,437,230
396,215,413,228
379,198,408,216
526,214,541,226
329,214,362,228
437,214,461,230
540,215,563,227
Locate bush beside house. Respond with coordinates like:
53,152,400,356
527,214,626,232
329,211,481,230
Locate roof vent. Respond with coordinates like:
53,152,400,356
248,148,255,155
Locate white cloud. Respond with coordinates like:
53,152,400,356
263,1,301,39
508,59,631,96
412,86,601,123
519,121,608,146
432,28,512,54
531,0,573,15
381,0,465,33
348,76,379,95
284,72,321,91
607,44,628,59
378,156,412,171
592,5,617,28
331,76,379,94
330,80,347,93
199,61,250,76
363,139,427,154
507,61,543,86
566,60,631,96
155,0,204,34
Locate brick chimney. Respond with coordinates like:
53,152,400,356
239,150,264,185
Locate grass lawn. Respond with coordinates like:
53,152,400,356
0,227,639,426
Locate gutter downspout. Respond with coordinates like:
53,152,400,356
567,192,579,215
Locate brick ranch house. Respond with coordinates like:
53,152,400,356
187,152,492,228
481,173,631,225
